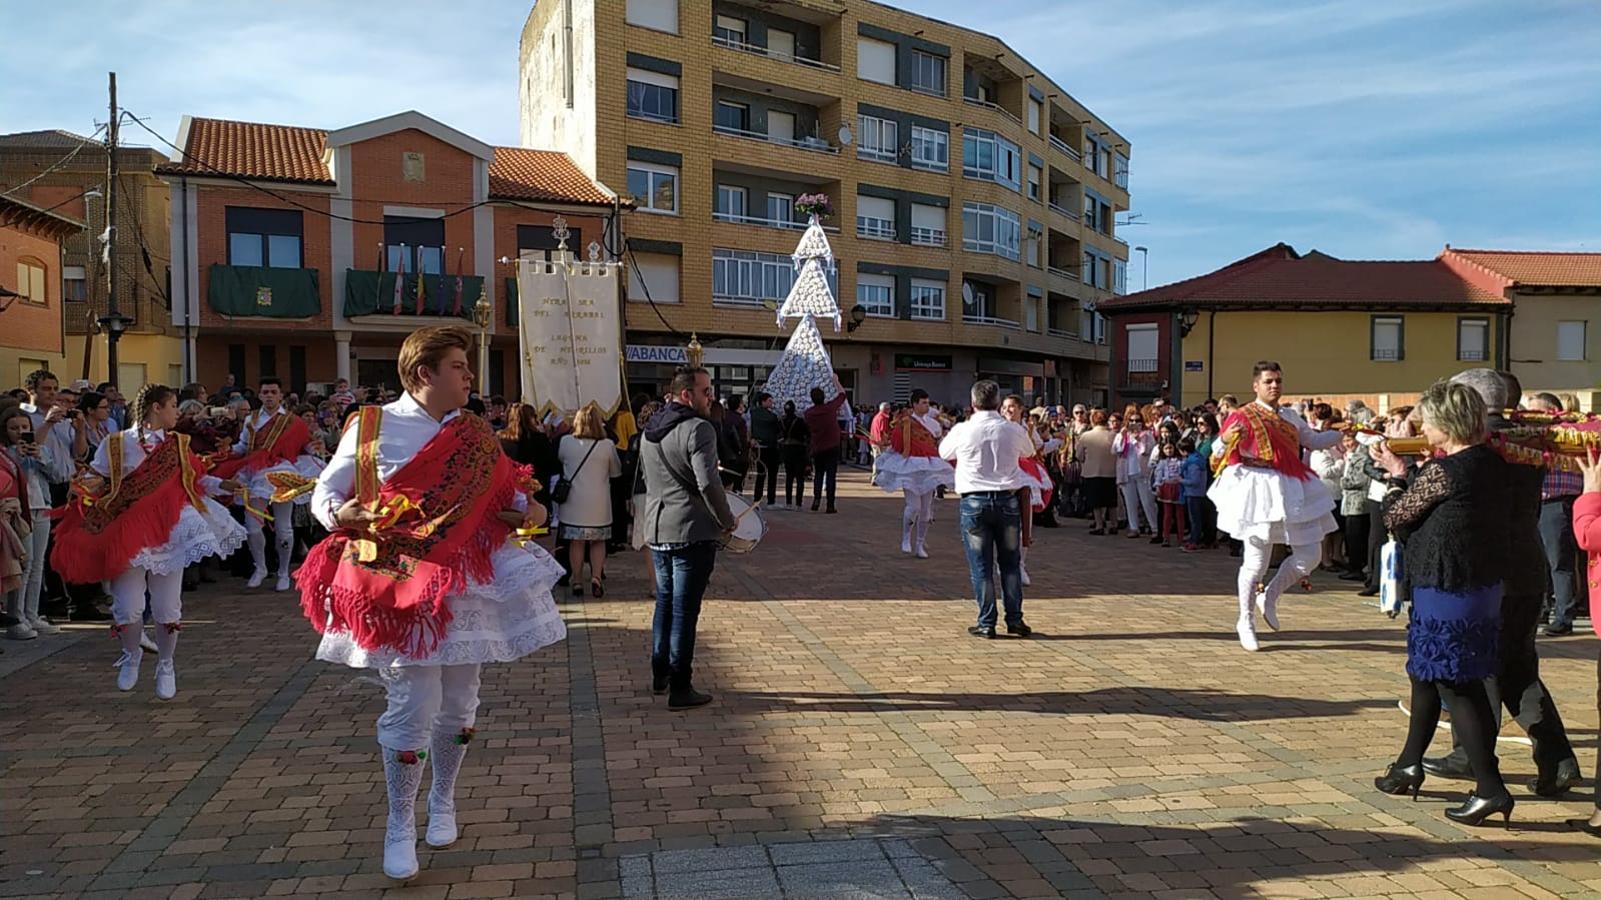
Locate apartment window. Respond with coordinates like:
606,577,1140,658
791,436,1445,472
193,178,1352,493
63,265,86,302
962,128,1021,191
766,193,794,226
1557,320,1587,361
1026,164,1042,202
628,252,681,303
626,0,678,33
385,214,444,274
626,161,678,214
1025,289,1041,331
1371,316,1404,362
712,249,828,305
1113,258,1128,295
856,195,896,240
14,259,45,303
1082,193,1098,231
715,100,750,133
715,184,748,220
909,278,945,320
1127,324,1159,373
857,114,898,163
961,202,1021,261
626,67,679,123
908,50,946,95
857,37,896,84
1114,152,1130,189
909,126,948,171
768,28,796,60
910,203,945,247
227,206,304,268
713,14,746,45
259,345,277,378
1025,228,1041,268
1457,317,1488,362
1027,98,1042,135
856,273,895,317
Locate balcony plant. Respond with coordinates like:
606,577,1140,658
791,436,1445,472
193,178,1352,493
793,193,833,220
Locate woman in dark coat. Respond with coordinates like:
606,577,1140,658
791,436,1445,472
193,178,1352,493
1371,380,1513,826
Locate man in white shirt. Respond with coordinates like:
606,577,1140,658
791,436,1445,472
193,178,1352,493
230,377,315,590
939,380,1037,638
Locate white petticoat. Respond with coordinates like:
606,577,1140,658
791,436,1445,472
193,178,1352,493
874,451,955,495
129,498,248,576
1208,465,1337,546
247,460,313,507
315,540,569,670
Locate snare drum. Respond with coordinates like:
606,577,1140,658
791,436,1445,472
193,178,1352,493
718,493,767,554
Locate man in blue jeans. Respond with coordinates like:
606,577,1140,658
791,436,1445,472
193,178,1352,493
639,366,738,710
939,380,1036,638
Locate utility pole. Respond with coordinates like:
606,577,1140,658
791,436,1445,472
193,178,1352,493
102,72,128,389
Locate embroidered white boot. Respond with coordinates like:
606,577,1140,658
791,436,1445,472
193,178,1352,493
426,728,473,848
382,749,425,880
1255,587,1280,632
1237,617,1260,652
114,624,143,691
900,509,914,554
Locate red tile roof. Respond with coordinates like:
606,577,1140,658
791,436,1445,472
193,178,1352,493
1441,248,1601,288
154,117,612,206
1101,243,1508,312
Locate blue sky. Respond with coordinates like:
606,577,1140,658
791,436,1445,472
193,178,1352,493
4,0,1598,288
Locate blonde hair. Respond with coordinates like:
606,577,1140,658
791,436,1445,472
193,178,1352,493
1418,380,1487,446
397,326,473,393
572,403,606,440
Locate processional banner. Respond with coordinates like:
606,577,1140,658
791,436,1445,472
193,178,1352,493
516,251,623,418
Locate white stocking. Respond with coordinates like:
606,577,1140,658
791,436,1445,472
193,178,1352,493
1237,536,1272,624
246,509,267,573
273,502,295,576
912,490,933,552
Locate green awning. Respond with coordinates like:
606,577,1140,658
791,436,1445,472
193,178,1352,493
506,277,519,326
344,269,483,319
208,264,320,318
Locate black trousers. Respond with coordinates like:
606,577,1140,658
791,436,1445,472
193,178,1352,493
1363,500,1385,591
753,446,781,506
811,448,839,510
1441,591,1575,775
1343,507,1372,577
781,446,808,506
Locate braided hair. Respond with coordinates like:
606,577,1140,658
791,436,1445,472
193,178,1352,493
132,383,177,432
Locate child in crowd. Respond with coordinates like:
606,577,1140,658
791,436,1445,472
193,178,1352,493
1152,439,1186,548
1179,437,1208,553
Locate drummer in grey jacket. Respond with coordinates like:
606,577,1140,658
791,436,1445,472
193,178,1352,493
640,366,737,711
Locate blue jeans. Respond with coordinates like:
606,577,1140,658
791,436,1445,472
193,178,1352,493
1185,496,1207,546
959,492,1023,629
650,541,718,687
1539,496,1580,626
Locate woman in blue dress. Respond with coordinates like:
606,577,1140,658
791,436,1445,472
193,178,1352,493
1370,380,1513,826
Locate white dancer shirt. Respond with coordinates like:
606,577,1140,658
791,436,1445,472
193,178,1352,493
92,427,225,494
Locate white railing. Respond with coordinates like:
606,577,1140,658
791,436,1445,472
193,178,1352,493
1459,349,1488,362
909,227,947,248
856,218,896,241
963,314,1020,329
628,108,678,125
856,146,897,164
1049,134,1082,163
711,295,769,309
909,157,948,173
1112,235,1128,248
1047,327,1078,339
713,210,806,231
1127,357,1159,373
1373,348,1401,361
712,123,839,154
963,95,1022,126
711,34,841,72
1047,265,1078,282
1048,201,1079,221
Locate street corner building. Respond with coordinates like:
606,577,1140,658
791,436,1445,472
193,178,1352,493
518,0,1132,408
154,111,619,396
1099,242,1601,411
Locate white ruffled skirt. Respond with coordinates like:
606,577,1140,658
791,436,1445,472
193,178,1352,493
315,540,568,670
1208,465,1337,547
874,451,955,495
130,498,248,576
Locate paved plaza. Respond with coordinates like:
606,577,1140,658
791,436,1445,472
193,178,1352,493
2,469,1598,899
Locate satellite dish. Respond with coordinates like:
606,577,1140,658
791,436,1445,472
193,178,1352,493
961,283,975,307
837,124,853,146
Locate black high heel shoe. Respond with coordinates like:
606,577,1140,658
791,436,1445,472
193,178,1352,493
1374,763,1425,800
1444,792,1514,827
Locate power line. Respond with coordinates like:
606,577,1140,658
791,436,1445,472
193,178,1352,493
0,123,108,199
622,238,686,340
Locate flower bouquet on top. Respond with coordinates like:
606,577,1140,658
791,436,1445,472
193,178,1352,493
793,192,833,220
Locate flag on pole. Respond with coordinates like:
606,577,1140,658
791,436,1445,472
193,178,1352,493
413,247,428,315
450,247,466,317
391,244,406,315
375,242,386,312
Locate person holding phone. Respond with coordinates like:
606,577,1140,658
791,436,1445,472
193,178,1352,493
2,407,56,639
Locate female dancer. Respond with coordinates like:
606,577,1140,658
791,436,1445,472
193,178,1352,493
51,384,247,698
1001,395,1052,584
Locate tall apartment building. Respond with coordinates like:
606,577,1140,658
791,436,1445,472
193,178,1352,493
519,0,1129,407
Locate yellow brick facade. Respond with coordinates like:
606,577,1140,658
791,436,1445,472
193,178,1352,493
522,0,1129,405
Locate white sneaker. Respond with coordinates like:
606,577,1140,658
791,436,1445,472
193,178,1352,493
275,574,292,592
914,543,929,560
7,622,37,641
384,835,419,881
1237,619,1260,652
425,810,458,849
1255,590,1279,632
154,659,177,700
140,632,159,653
26,615,60,636
116,649,142,691
901,535,913,554
1020,566,1032,587
246,569,267,589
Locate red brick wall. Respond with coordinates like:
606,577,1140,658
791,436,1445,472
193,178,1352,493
195,186,333,330
1111,311,1171,406
0,223,65,355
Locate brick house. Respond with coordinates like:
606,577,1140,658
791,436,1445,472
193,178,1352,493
155,111,618,397
0,195,84,385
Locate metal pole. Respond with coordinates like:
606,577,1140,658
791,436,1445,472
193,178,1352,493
104,71,122,388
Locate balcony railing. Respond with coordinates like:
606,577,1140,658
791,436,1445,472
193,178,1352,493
1112,235,1129,248
711,295,771,309
712,123,839,154
856,218,896,241
713,210,834,232
1459,349,1488,362
711,33,841,71
1049,134,1082,163
343,269,481,319
962,95,1022,127
1047,265,1079,282
1047,201,1079,221
1127,357,1159,373
909,227,947,248
210,264,322,319
963,314,1020,329
1047,327,1078,339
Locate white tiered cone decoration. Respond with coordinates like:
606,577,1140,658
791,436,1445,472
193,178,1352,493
765,213,845,412
774,215,842,332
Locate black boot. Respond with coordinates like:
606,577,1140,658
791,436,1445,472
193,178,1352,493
667,679,713,711
1444,791,1514,827
1374,763,1425,800
1528,757,1581,797
650,664,668,696
1421,754,1473,780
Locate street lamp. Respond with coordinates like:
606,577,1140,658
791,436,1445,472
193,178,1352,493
846,304,868,334
472,286,492,392
98,311,132,385
1134,246,1149,291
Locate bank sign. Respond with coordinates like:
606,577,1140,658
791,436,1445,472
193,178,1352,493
626,344,689,365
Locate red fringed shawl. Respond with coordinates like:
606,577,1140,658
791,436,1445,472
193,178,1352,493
51,432,209,584
1213,404,1315,480
890,412,941,458
296,408,520,659
211,411,311,480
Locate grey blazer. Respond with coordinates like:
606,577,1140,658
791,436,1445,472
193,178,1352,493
640,415,737,545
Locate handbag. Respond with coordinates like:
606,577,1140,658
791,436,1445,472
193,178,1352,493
551,438,600,506
1378,536,1404,617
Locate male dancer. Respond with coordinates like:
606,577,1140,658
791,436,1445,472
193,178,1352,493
299,326,566,880
873,389,955,558
1210,361,1343,651
214,377,318,590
